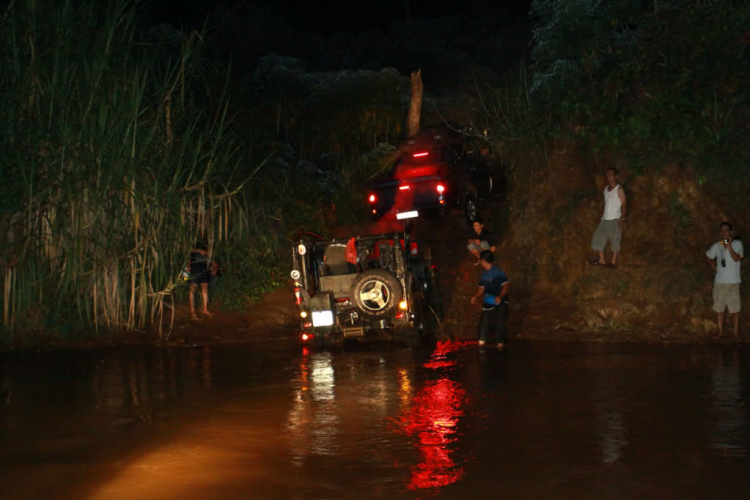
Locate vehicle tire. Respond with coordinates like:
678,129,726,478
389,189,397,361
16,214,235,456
409,285,425,335
464,195,478,223
425,268,444,320
350,269,403,319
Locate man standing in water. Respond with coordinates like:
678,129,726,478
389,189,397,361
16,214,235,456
706,222,743,339
590,167,627,268
470,250,509,349
188,240,214,320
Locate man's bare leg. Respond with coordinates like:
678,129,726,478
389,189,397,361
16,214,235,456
716,311,725,339
731,312,739,339
201,283,213,318
470,248,481,266
611,252,618,266
189,284,199,320
598,251,606,265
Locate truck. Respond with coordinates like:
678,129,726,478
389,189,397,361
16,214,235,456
290,223,443,344
367,124,496,222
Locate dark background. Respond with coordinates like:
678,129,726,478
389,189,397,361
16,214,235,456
147,0,531,34
144,0,533,88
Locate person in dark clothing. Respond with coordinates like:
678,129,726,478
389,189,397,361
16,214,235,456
188,240,213,320
470,250,509,349
208,258,223,292
467,217,497,266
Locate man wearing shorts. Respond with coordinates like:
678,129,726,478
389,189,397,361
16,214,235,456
467,217,497,266
591,168,627,268
706,222,743,339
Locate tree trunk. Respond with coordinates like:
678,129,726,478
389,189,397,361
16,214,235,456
407,69,423,138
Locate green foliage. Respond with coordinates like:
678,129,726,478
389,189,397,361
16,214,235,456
331,143,399,225
245,56,409,158
527,0,750,177
210,245,286,310
0,0,275,333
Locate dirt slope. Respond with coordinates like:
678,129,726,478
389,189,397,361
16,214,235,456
486,144,749,342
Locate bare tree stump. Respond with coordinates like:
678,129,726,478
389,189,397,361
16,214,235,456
407,69,423,138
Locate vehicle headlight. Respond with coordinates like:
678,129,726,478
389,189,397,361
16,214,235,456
290,269,301,280
297,243,306,255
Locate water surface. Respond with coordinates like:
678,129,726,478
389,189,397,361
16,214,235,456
1,341,748,499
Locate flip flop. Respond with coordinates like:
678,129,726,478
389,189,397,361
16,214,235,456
589,260,604,266
605,263,617,269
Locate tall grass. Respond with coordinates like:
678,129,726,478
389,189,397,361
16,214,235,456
0,0,265,336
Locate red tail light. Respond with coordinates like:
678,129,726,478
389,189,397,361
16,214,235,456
399,185,410,191
294,287,302,305
436,184,445,194
369,194,376,203
302,333,313,341
410,242,418,255
413,152,429,157
395,312,405,319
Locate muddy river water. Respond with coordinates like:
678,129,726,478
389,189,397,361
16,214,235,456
1,340,749,499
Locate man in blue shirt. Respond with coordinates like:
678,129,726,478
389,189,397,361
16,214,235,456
470,250,510,349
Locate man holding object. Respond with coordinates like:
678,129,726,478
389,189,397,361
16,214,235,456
471,250,510,349
706,222,743,339
590,167,627,268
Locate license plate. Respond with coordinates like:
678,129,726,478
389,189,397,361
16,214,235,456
311,310,334,327
396,210,419,220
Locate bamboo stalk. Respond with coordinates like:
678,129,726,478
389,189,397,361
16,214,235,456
0,0,267,335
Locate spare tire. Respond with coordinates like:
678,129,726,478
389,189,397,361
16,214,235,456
350,269,402,319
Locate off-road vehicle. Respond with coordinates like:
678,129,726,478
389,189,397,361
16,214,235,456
290,226,442,344
367,124,496,222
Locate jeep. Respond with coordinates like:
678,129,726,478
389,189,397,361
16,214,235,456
290,227,443,344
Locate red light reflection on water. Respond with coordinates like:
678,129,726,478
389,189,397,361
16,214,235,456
422,340,470,370
404,378,466,489
395,340,469,490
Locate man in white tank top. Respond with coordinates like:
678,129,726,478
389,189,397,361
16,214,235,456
590,168,627,268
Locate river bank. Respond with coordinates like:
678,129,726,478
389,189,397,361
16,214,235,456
2,192,747,351
1,290,745,352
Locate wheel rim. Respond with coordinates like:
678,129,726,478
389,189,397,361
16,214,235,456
358,279,391,312
466,199,477,220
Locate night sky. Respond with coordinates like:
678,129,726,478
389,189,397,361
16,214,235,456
148,0,531,35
